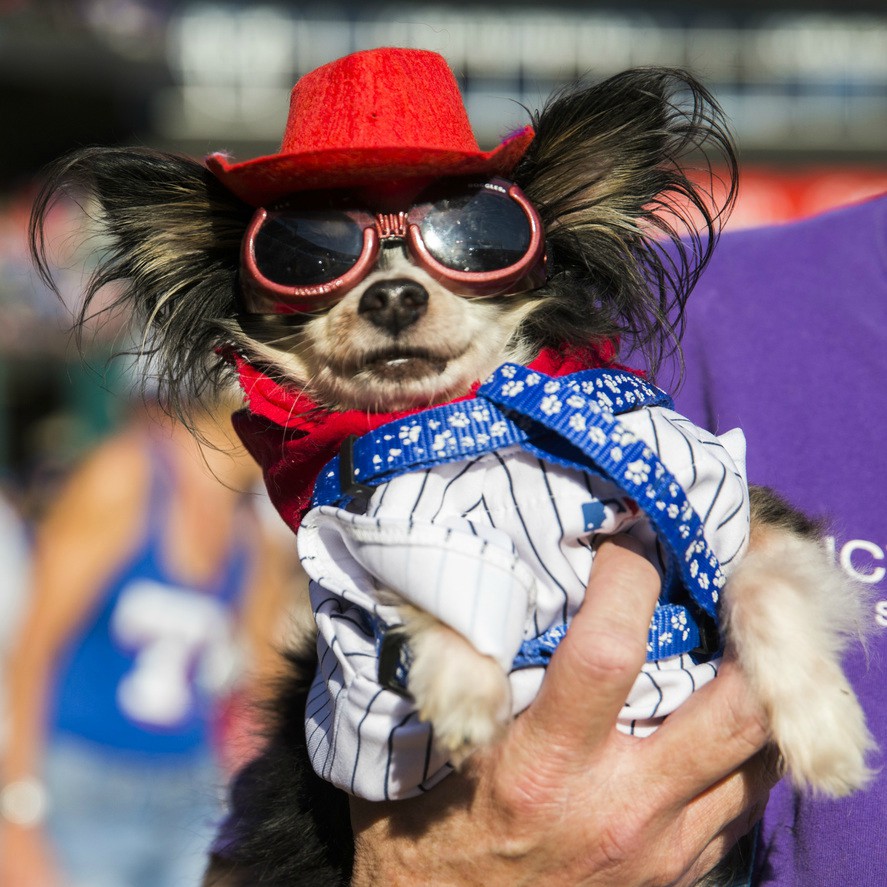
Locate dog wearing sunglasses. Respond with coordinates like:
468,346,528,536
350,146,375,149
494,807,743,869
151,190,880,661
30,48,873,886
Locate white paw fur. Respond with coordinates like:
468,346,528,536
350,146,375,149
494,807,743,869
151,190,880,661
723,526,876,796
399,607,512,765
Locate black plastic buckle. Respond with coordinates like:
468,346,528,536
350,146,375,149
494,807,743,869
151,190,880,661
378,630,414,697
339,434,377,513
693,618,721,657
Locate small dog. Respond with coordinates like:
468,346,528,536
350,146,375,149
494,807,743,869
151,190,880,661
31,48,873,886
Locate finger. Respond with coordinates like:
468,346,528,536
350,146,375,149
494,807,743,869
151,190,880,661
678,819,760,887
647,659,772,805
672,750,776,887
520,535,662,751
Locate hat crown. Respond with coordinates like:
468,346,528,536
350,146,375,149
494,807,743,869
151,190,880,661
280,48,480,156
205,47,534,205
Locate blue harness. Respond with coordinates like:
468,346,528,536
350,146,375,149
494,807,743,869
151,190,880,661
312,363,724,690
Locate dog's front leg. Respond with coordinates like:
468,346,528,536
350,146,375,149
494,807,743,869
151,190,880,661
722,486,875,797
391,601,514,765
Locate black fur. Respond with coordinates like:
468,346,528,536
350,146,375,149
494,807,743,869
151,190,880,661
29,68,739,885
203,648,353,887
29,147,252,416
748,484,823,541
513,69,736,375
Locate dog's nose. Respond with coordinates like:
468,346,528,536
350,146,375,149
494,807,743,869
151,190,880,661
358,279,429,336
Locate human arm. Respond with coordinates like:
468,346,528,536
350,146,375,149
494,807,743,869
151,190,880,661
217,516,306,773
350,536,775,886
238,525,302,695
1,434,148,887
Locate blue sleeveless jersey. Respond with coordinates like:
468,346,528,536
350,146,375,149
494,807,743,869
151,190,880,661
50,447,252,757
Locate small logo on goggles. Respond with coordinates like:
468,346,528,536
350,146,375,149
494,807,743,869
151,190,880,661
376,212,408,240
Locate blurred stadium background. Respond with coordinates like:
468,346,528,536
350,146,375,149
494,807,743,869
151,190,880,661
0,0,885,517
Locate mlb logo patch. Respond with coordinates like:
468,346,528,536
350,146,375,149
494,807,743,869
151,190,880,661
581,500,607,532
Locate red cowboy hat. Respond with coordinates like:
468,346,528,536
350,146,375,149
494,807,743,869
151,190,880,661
206,47,535,206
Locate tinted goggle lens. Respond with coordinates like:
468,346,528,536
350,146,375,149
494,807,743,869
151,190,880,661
253,212,365,287
417,189,532,273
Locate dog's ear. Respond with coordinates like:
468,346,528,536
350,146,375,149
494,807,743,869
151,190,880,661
29,147,252,413
513,68,737,377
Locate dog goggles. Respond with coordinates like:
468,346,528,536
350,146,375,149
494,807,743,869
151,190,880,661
240,178,547,313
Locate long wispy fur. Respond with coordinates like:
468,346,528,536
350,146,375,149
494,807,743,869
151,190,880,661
29,68,872,887
30,148,252,414
30,68,735,413
513,68,735,372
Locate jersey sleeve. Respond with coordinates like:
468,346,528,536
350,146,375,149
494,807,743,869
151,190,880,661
298,498,537,670
296,466,538,801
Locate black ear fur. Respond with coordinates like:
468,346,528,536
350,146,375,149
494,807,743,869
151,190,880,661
29,146,252,413
512,67,738,377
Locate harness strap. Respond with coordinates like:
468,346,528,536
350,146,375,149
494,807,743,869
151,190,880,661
312,369,669,503
481,366,725,621
312,364,723,667
512,603,719,670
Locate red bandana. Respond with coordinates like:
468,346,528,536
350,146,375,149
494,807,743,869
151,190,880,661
231,342,628,534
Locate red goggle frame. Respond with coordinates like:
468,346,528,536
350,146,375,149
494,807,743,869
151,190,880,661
240,178,547,314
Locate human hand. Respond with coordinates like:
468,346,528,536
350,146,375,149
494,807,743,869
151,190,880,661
0,823,61,887
350,536,777,886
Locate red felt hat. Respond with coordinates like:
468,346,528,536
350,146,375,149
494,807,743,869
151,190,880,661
206,47,535,206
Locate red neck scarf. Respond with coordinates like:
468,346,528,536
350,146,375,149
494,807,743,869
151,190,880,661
232,343,624,533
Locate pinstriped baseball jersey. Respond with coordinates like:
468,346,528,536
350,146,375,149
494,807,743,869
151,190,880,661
298,404,749,800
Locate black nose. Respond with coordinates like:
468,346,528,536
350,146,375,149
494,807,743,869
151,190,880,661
358,279,429,336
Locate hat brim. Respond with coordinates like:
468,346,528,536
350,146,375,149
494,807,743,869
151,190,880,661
206,127,534,206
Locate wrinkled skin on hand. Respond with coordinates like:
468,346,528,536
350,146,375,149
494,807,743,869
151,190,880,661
351,538,778,887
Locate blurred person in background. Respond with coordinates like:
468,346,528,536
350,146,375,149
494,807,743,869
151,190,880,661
347,195,886,886
0,489,30,749
0,395,295,887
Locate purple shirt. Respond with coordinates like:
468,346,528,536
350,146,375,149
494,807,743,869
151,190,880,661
668,195,887,885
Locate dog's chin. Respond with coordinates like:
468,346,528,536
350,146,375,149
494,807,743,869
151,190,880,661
315,348,496,412
361,350,448,383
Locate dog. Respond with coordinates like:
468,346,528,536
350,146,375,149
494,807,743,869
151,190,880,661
30,48,874,886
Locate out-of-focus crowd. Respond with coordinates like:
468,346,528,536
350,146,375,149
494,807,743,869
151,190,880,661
0,183,302,886
0,395,303,887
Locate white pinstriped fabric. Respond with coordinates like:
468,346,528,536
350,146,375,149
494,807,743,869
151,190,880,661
299,405,749,800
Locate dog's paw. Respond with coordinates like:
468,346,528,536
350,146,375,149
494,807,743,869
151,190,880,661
406,625,512,766
724,516,876,797
768,665,875,797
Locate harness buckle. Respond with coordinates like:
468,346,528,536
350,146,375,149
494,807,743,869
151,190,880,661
378,629,414,697
692,618,721,656
339,434,377,513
